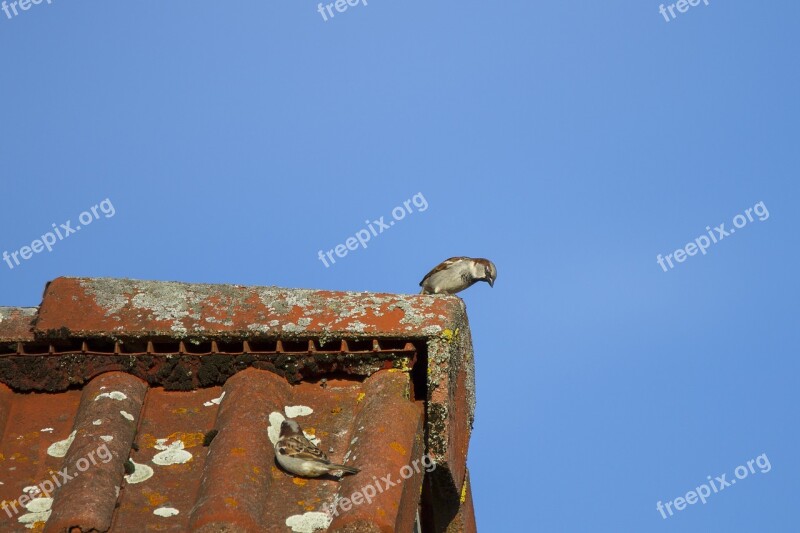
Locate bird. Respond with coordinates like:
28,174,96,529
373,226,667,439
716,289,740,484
419,257,497,295
274,419,360,478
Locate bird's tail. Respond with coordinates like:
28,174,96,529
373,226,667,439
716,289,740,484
330,463,360,475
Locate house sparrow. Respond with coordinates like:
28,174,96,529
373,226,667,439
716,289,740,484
274,419,359,478
419,257,497,295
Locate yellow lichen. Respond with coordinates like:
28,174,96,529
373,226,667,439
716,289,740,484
166,431,205,448
391,357,412,372
356,393,366,403
292,478,308,487
139,431,205,449
389,442,407,456
224,497,239,508
144,490,168,507
137,433,158,449
441,328,459,343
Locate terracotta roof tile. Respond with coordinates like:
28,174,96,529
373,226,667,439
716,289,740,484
0,278,476,532
188,368,290,532
0,308,36,343
34,277,461,340
46,372,148,532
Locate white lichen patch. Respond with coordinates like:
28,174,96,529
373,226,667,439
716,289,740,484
153,507,179,517
284,405,313,418
345,320,367,333
93,419,103,426
124,460,154,484
130,287,200,334
203,391,225,407
18,497,52,529
100,436,113,442
120,411,135,421
39,428,53,433
285,511,332,533
95,391,128,401
152,440,192,466
22,486,40,496
47,430,76,458
268,411,286,445
282,321,310,334
204,316,234,326
247,323,271,333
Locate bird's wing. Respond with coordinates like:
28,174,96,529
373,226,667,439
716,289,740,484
419,257,470,286
280,435,330,463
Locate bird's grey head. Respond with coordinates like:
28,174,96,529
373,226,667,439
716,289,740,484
280,419,302,436
476,259,496,287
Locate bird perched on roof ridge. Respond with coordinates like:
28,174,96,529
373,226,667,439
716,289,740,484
419,257,497,295
274,419,360,478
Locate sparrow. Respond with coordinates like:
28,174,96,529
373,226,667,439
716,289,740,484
419,257,497,295
274,419,360,478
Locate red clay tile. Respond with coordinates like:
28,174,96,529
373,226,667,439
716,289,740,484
328,371,425,533
189,368,291,532
0,388,84,529
0,307,36,343
113,386,221,532
46,372,148,533
35,278,463,340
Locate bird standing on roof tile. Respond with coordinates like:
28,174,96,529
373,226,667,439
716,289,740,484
275,419,360,478
419,257,497,295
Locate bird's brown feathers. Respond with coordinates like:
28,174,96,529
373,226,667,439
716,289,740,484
419,257,471,286
279,435,330,464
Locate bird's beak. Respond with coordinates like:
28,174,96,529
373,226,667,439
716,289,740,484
488,278,494,288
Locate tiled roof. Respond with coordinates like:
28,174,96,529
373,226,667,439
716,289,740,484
0,278,477,532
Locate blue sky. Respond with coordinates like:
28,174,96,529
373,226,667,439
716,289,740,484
1,0,798,530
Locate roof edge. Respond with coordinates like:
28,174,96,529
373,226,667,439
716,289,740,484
32,277,466,341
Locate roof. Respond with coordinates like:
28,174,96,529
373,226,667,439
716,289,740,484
0,278,477,532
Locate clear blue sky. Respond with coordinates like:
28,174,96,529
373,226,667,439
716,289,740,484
1,1,798,531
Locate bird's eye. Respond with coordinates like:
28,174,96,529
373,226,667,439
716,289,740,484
279,447,286,454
